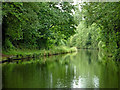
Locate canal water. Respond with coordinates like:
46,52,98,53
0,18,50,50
2,50,120,88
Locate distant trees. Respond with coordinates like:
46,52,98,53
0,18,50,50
2,2,77,50
68,22,99,49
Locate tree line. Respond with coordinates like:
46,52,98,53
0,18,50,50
2,2,120,61
2,2,77,50
69,2,120,61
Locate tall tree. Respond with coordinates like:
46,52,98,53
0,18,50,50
2,2,77,49
81,2,120,60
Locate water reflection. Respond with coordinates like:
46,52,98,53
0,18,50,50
2,49,120,88
72,76,86,88
93,76,99,88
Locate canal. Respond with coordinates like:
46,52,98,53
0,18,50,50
2,49,120,88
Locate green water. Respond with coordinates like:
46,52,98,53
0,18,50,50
2,50,120,88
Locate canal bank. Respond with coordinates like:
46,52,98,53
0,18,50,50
1,46,77,63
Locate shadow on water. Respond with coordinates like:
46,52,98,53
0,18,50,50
2,49,120,88
85,50,91,64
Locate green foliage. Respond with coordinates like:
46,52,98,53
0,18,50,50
3,46,77,58
81,2,120,60
4,38,14,50
2,2,76,50
73,4,82,25
68,21,99,49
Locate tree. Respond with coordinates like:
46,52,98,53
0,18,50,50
81,2,120,60
2,2,77,50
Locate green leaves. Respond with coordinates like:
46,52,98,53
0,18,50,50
69,21,99,49
82,2,120,60
2,2,76,49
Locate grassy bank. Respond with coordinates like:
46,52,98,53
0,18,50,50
2,46,77,62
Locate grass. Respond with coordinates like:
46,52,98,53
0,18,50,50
2,46,77,61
